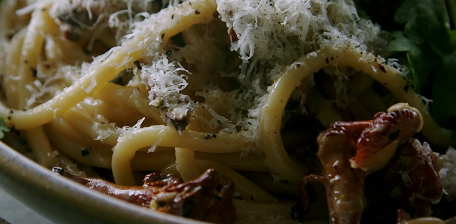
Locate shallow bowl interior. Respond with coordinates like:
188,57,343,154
0,140,205,224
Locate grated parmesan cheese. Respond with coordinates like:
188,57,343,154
31,0,389,140
14,0,393,155
85,76,97,93
438,147,456,200
207,0,388,140
118,117,145,139
217,0,385,76
49,0,161,45
93,121,118,141
140,54,195,117
14,0,390,145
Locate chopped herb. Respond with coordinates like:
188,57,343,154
81,147,91,157
134,60,142,69
0,116,10,139
403,85,409,92
30,67,37,77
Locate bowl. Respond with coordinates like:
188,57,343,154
0,140,204,224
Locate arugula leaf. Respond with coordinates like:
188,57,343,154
394,0,454,52
388,0,456,130
0,116,10,139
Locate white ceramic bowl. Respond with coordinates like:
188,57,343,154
0,140,204,224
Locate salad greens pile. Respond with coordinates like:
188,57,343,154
387,0,456,131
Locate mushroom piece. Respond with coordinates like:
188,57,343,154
300,103,426,224
53,167,236,224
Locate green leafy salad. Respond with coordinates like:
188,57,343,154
361,0,456,131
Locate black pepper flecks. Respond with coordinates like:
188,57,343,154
403,85,409,92
81,147,91,157
30,67,37,77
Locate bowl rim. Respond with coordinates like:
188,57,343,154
0,140,206,224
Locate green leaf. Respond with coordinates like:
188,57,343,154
430,55,456,126
450,30,456,49
389,0,456,130
406,42,438,95
0,116,10,139
394,1,416,24
395,0,452,54
387,31,416,52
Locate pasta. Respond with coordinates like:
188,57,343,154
1,0,455,223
